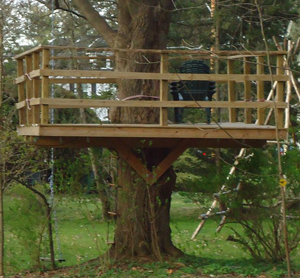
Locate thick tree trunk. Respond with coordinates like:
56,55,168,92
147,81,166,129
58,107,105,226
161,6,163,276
108,1,182,259
110,149,183,259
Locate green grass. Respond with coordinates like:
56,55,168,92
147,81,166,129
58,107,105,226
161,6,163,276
3,189,300,277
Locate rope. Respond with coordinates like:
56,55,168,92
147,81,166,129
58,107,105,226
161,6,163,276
26,99,31,110
122,95,160,101
48,0,63,262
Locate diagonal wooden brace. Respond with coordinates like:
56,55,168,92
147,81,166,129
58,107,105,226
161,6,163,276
113,139,188,185
148,139,188,185
112,139,152,183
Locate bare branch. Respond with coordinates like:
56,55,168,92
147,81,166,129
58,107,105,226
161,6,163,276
34,0,86,19
54,0,86,19
72,0,116,47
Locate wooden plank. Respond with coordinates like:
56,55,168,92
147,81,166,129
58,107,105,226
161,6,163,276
35,122,283,129
14,75,26,84
31,136,267,149
15,100,27,109
257,56,265,125
227,60,236,122
244,57,252,123
17,59,26,125
14,45,288,57
25,55,33,125
160,53,169,126
112,139,152,183
149,139,188,185
285,66,292,129
23,124,287,140
17,125,288,142
49,78,117,84
14,45,44,59
276,55,285,128
15,70,289,84
28,98,288,109
51,55,115,60
32,52,40,124
41,49,50,125
37,69,289,82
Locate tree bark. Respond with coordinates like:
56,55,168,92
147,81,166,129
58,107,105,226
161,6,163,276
110,149,183,259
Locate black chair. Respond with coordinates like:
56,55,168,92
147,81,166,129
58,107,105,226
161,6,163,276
170,60,216,124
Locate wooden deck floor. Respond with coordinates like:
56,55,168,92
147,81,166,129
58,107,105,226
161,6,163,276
18,122,287,149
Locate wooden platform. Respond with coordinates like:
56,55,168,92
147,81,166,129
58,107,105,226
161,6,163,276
14,46,291,184
18,122,287,149
14,46,290,151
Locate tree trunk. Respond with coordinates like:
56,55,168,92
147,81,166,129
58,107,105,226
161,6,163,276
110,149,183,259
108,1,182,259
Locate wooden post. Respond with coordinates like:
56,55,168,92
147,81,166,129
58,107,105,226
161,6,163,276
41,49,50,125
25,55,33,125
160,53,169,126
32,52,40,125
276,54,285,128
17,59,26,125
244,57,252,123
227,59,236,122
256,56,265,125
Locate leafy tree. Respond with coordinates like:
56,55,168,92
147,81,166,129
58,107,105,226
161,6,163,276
220,145,300,262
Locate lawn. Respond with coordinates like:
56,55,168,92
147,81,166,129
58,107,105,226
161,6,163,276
4,188,300,277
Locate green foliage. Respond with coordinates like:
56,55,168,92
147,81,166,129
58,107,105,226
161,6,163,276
222,146,300,262
3,192,300,277
5,184,47,270
53,149,93,193
174,148,229,194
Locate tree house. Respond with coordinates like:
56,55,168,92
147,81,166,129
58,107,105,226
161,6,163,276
14,46,289,185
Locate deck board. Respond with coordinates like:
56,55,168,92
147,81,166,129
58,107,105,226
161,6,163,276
17,123,287,149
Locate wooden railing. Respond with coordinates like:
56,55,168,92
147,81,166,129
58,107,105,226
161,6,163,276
14,46,289,128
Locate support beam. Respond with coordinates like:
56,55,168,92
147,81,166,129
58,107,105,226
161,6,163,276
244,57,252,123
160,53,169,126
149,140,188,185
227,60,236,122
41,49,50,125
112,139,152,183
17,59,26,125
257,56,265,125
113,139,188,186
25,55,33,125
32,52,40,124
276,55,285,128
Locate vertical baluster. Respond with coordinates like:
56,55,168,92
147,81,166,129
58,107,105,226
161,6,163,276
160,53,168,126
25,55,33,125
41,49,50,125
32,52,40,125
17,59,26,125
276,54,284,128
256,56,265,125
227,59,236,122
244,57,252,123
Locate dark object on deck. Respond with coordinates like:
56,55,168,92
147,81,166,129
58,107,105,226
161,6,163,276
170,60,216,124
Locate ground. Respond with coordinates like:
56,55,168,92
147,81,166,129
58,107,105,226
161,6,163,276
8,256,300,278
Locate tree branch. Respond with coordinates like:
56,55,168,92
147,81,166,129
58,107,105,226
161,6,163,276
54,0,86,19
72,0,117,47
34,0,86,19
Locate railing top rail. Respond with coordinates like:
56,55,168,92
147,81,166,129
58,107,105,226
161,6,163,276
14,45,288,60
